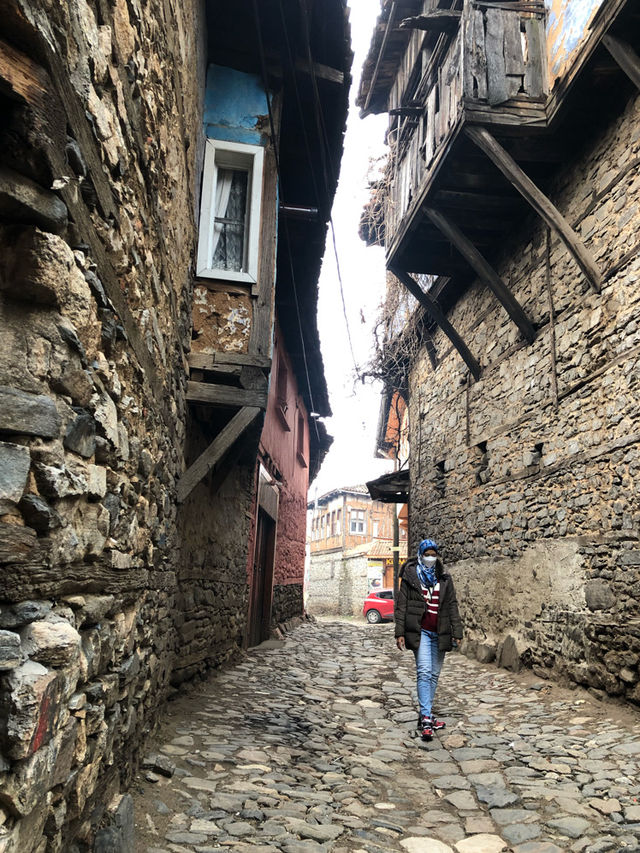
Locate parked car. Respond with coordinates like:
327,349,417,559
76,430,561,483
363,589,394,623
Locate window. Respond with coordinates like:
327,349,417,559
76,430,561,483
296,411,307,466
350,509,365,535
372,520,379,538
336,509,341,536
275,360,290,430
197,139,264,283
331,511,336,536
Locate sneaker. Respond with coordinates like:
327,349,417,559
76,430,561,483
430,716,446,731
420,716,433,740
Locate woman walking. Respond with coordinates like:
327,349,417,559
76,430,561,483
395,538,463,740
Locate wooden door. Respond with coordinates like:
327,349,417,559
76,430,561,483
249,508,276,647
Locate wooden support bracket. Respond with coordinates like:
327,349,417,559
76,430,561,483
465,127,602,293
177,406,261,503
390,266,481,380
186,381,268,409
602,35,640,91
424,206,536,343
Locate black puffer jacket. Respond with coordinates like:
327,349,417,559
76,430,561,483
394,557,463,652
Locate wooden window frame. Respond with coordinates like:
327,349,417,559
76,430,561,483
197,138,264,283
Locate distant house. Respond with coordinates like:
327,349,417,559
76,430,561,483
306,485,407,615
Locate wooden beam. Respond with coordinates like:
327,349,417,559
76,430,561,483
188,352,271,371
389,107,423,117
400,11,461,32
423,207,536,343
389,266,481,380
177,407,261,503
186,381,268,409
602,34,640,91
465,127,602,293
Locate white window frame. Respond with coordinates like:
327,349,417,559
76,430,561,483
197,138,264,283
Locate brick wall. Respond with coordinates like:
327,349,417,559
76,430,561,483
408,90,640,701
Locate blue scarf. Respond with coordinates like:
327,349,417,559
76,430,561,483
417,558,437,589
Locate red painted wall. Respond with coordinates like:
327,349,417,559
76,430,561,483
246,317,311,617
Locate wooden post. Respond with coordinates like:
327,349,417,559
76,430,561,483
424,206,536,343
389,266,481,380
465,126,602,293
603,35,640,91
177,407,261,503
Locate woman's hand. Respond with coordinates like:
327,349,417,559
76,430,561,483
396,637,405,650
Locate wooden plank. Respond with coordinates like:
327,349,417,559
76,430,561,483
503,10,524,98
188,352,271,370
186,381,268,409
177,407,261,503
424,206,535,343
400,11,461,32
465,127,602,292
485,8,509,106
523,17,546,97
603,35,640,91
466,7,488,100
249,118,279,355
389,266,481,380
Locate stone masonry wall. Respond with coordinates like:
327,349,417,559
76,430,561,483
307,551,369,617
175,415,262,682
408,90,640,701
0,0,206,849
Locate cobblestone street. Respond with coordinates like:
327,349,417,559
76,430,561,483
132,621,640,853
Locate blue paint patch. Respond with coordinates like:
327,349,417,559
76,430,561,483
545,0,605,77
204,64,269,145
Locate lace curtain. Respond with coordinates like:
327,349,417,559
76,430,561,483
212,168,248,272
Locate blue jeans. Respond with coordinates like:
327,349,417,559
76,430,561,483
413,630,445,719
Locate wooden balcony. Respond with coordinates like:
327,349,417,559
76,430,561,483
384,0,549,274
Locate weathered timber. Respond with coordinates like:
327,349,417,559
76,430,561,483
389,107,423,117
485,8,509,105
188,352,271,370
465,127,603,292
239,366,268,391
389,266,481,380
602,35,640,91
424,206,535,343
400,11,461,32
464,6,488,100
524,17,546,97
249,116,279,350
186,381,268,409
177,407,261,503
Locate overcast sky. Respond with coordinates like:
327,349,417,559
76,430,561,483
311,0,392,499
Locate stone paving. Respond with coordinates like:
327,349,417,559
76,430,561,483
131,621,640,853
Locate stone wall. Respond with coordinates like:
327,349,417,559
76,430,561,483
408,90,640,701
307,550,369,617
271,583,303,625
0,0,208,849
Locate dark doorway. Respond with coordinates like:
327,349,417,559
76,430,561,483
248,508,276,647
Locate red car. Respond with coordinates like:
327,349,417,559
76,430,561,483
363,589,395,623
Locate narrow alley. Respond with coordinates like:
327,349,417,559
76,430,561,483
133,622,640,853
